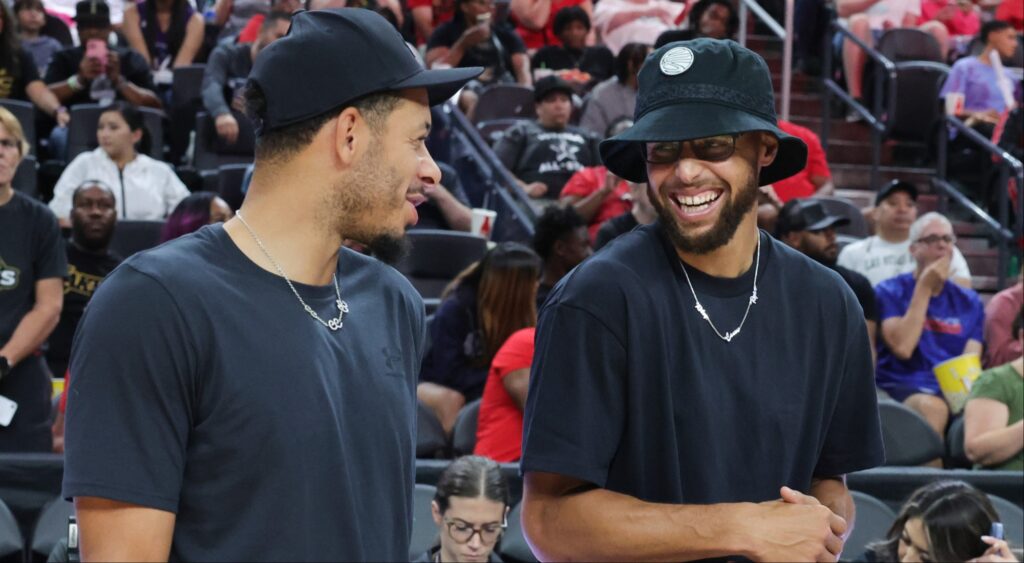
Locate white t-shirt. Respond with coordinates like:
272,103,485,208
836,235,971,287
865,0,921,30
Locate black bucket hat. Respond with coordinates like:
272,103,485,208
74,0,111,27
248,8,482,134
600,38,807,186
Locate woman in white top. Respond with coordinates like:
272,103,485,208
49,102,189,227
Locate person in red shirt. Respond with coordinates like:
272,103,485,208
474,327,535,462
237,0,300,43
560,118,636,240
996,0,1024,32
920,0,981,38
511,0,591,50
410,0,456,45
770,119,834,203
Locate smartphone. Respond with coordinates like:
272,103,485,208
85,39,108,62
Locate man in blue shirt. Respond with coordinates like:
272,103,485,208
876,211,985,442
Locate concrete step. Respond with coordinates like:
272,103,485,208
830,163,937,192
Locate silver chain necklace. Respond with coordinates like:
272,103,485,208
679,233,760,343
235,211,349,331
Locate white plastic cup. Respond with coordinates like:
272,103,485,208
470,208,497,240
944,92,965,117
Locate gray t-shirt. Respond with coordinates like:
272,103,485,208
63,224,425,561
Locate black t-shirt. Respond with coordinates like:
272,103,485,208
531,45,615,83
833,264,878,325
0,48,42,100
594,211,638,250
63,224,426,560
44,46,155,107
493,121,602,198
45,243,122,376
426,19,526,79
521,224,884,514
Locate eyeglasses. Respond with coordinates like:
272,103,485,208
643,134,739,165
444,517,507,545
916,234,956,246
0,138,21,151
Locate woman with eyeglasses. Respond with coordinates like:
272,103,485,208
416,455,509,563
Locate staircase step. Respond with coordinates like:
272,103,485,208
830,163,938,192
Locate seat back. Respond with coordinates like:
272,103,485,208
12,155,38,199
472,85,536,124
417,401,448,459
217,163,250,210
0,99,36,154
945,415,970,468
888,62,949,143
451,399,481,457
30,498,74,560
171,64,206,107
193,111,256,172
67,104,166,160
878,399,945,466
410,484,439,560
398,230,488,300
877,28,944,63
841,491,897,562
109,220,166,258
0,498,23,561
499,503,537,562
988,494,1024,547
809,196,870,238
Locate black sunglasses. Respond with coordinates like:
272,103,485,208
643,134,740,165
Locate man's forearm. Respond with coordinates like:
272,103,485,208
118,82,162,108
48,80,79,105
810,477,854,539
967,420,1024,466
432,188,473,231
885,284,931,358
0,305,61,367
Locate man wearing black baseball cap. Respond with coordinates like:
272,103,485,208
520,39,884,561
63,9,481,561
776,199,879,358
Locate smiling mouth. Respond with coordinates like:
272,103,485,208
670,190,723,214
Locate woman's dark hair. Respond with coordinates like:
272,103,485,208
981,20,1014,44
434,455,510,514
139,0,191,64
553,5,589,38
0,1,23,76
443,242,542,366
615,42,648,84
99,102,152,156
687,0,739,39
866,480,1000,561
160,191,217,242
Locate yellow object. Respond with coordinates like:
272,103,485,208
51,377,65,400
933,353,983,414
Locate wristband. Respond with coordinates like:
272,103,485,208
67,74,83,92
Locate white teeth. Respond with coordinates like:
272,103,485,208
674,192,720,208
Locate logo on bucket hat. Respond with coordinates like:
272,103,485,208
659,46,694,76
599,39,808,187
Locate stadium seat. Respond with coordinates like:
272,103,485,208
877,29,944,63
877,399,945,466
67,104,166,160
193,111,256,173
887,62,948,143
840,491,896,562
30,498,74,561
397,230,488,300
472,85,536,124
451,399,481,457
0,498,23,562
417,401,448,459
217,163,250,210
171,65,206,108
477,118,528,146
499,502,537,563
0,99,36,154
988,494,1024,546
945,416,970,468
409,484,438,560
109,220,166,258
12,155,38,199
809,196,869,238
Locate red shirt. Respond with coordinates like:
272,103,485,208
238,14,264,43
560,166,632,241
474,327,535,463
920,0,981,36
997,0,1024,31
408,0,455,43
515,0,585,50
772,120,831,203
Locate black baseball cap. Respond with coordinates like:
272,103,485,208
776,199,850,237
74,0,110,27
874,179,918,206
600,39,807,186
533,75,574,102
247,8,482,134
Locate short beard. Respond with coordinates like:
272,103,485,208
71,226,114,253
653,169,759,255
367,234,408,265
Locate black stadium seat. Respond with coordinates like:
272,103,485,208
477,118,528,146
0,498,22,562
499,502,537,562
472,84,535,124
30,498,74,561
109,220,166,259
409,484,437,560
217,163,250,210
193,111,256,173
988,494,1024,547
12,155,38,200
67,104,165,161
397,230,488,301
840,491,896,562
0,99,36,154
877,400,945,466
451,399,481,457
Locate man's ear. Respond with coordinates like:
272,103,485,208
332,107,363,167
759,132,779,167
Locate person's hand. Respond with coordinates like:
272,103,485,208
78,54,103,81
230,92,247,113
602,171,620,194
460,23,491,47
936,4,956,21
54,106,70,128
744,490,847,562
215,113,240,144
525,181,548,198
977,109,1001,124
919,254,952,294
968,536,1019,562
106,50,122,86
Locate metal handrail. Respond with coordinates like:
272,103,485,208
936,115,1024,289
821,21,899,191
736,0,792,121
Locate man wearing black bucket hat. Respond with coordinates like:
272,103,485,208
63,9,481,560
520,39,885,561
